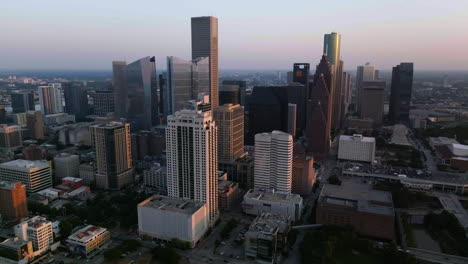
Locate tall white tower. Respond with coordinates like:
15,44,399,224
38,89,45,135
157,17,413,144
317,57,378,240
166,110,219,224
254,130,293,193
38,84,64,115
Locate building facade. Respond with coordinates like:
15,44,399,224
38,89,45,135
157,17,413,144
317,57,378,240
66,225,110,256
15,216,53,256
0,181,28,221
292,155,315,196
92,91,115,116
338,134,376,163
0,160,52,193
389,63,414,122
38,85,64,115
214,104,244,164
360,81,385,127
242,189,303,222
11,92,34,114
63,82,89,121
0,125,23,149
53,153,80,180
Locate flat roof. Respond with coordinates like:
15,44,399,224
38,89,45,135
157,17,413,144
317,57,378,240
340,134,375,143
68,225,107,243
0,159,49,169
244,189,302,203
319,181,394,216
138,195,205,215
247,213,290,236
390,125,411,146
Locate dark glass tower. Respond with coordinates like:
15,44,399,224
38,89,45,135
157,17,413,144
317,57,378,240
220,80,247,106
63,82,89,121
389,63,414,122
11,92,34,114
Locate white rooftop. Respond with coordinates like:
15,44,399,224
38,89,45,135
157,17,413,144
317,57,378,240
340,134,375,143
449,144,468,157
0,159,49,169
67,225,107,243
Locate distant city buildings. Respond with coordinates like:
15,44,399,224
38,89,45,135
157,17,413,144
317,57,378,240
359,80,385,127
38,84,64,115
220,80,247,106
26,111,45,140
91,91,115,116
63,82,89,121
254,131,293,193
11,91,34,114
389,62,414,122
356,63,377,113
0,125,23,149
338,134,376,163
0,160,52,193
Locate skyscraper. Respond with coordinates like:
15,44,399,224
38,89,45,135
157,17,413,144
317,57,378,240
389,63,414,122
340,72,352,124
113,57,159,130
191,16,219,110
254,130,293,193
323,33,341,69
26,111,44,140
166,110,218,224
166,56,209,116
92,91,115,116
214,104,244,163
305,55,333,160
38,85,64,115
63,82,89,121
356,63,376,113
323,32,342,130
332,60,344,129
91,122,133,190
11,92,34,114
220,80,247,106
0,125,23,149
360,81,386,127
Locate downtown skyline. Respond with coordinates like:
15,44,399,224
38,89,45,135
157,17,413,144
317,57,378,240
1,0,468,71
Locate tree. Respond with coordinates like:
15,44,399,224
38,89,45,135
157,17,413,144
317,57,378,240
327,175,341,185
103,247,121,261
59,219,73,239
152,247,181,264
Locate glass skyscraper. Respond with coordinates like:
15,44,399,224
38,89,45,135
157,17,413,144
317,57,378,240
389,63,414,122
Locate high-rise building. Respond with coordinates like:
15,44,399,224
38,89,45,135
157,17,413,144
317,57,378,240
113,57,159,130
389,63,414,122
38,85,64,115
213,104,244,163
287,103,297,137
131,130,165,160
191,16,219,111
166,56,209,116
340,72,352,124
0,181,28,221
323,32,341,69
0,160,52,194
292,155,315,196
305,55,333,160
360,81,385,127
166,110,219,224
292,63,310,86
22,144,47,161
15,216,53,255
159,73,167,117
220,80,247,106
332,60,344,129
0,106,6,124
91,91,115,116
11,92,34,114
26,111,44,140
254,131,293,193
63,82,89,121
0,125,23,149
323,32,342,130
91,122,133,190
356,63,376,113
53,153,80,180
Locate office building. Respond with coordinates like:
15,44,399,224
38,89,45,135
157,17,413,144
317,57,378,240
26,111,44,140
214,104,244,163
166,110,219,224
317,181,395,241
63,82,89,121
340,71,352,124
113,57,159,130
287,103,297,137
0,182,28,221
338,134,376,162
191,16,219,111
292,155,315,196
166,56,209,116
218,179,241,211
0,160,52,193
356,63,376,113
15,216,53,256
0,125,23,149
11,92,34,114
220,80,247,106
254,131,293,193
38,85,64,115
131,130,165,160
23,144,47,161
91,122,133,190
389,63,414,122
143,164,167,193
138,195,208,248
53,153,80,180
242,189,303,222
92,91,114,116
360,81,385,126
324,32,343,130
245,213,291,264
305,55,333,160
66,225,110,256
235,155,255,190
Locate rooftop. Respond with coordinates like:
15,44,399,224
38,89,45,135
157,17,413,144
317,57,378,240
449,144,468,157
340,134,375,143
390,125,411,146
0,159,49,169
19,216,51,229
244,189,303,203
0,181,24,190
138,195,206,215
67,225,107,242
319,181,394,216
247,212,290,236
0,238,30,249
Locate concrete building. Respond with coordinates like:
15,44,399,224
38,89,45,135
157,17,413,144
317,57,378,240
143,164,167,193
220,80,246,106
91,122,133,190
137,195,208,248
245,213,291,264
15,216,53,256
92,91,114,116
79,163,95,186
292,155,315,196
66,225,110,256
11,91,34,113
166,110,219,225
0,160,52,193
131,130,165,160
254,131,293,193
191,16,219,110
0,238,33,263
218,180,241,211
38,85,64,115
316,181,395,241
242,189,303,222
214,104,244,163
347,117,374,134
0,181,28,221
0,125,23,149
58,123,92,146
338,134,375,163
22,144,47,161
54,153,80,180
235,155,255,190
360,81,385,127
26,111,44,140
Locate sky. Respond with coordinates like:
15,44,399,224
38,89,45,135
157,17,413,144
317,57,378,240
1,0,468,71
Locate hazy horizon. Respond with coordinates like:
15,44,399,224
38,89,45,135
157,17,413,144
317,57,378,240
2,0,467,71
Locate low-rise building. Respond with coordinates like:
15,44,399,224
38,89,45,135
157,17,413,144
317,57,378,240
338,134,375,163
137,195,208,248
0,238,34,264
316,181,395,241
0,160,52,194
218,180,242,210
244,213,291,264
143,164,167,193
66,225,110,256
242,189,303,222
14,216,53,256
